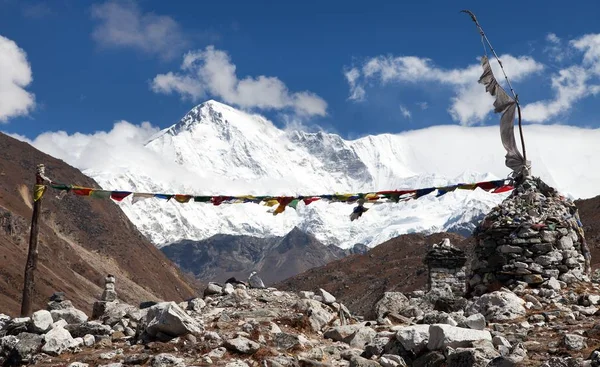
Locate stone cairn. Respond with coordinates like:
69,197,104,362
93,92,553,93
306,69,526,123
424,238,468,297
92,274,118,319
101,274,117,302
470,176,591,294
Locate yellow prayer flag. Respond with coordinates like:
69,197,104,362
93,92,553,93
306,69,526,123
33,185,46,202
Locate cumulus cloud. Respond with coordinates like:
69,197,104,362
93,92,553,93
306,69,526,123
0,35,35,122
345,54,543,125
151,46,328,116
90,0,188,60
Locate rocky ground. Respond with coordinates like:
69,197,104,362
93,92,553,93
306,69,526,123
2,274,600,367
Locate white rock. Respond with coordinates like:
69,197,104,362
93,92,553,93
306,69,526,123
83,334,95,347
188,298,206,312
223,283,235,295
318,288,336,305
544,277,561,291
52,319,68,329
395,325,430,354
427,324,492,350
269,322,282,334
467,291,526,322
464,313,486,330
207,346,227,359
68,363,89,367
563,334,587,351
151,353,185,367
589,295,600,305
492,335,512,348
298,291,314,299
144,302,203,338
42,326,74,355
379,354,407,367
30,310,53,333
50,308,88,324
295,299,335,332
224,336,260,354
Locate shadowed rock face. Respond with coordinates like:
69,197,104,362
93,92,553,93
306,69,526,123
161,227,362,286
0,132,197,316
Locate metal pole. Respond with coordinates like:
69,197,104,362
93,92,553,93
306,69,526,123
21,164,45,317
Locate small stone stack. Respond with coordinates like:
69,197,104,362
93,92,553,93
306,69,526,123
424,238,468,297
470,177,591,294
101,274,117,302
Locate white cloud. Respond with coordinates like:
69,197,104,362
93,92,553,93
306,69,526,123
416,101,428,110
544,33,572,63
20,119,600,200
399,105,411,119
151,46,328,116
0,35,35,122
90,0,188,60
345,54,543,125
547,33,560,44
571,33,600,75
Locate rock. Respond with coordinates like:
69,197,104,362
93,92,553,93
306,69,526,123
468,291,526,322
486,356,517,367
540,357,580,367
68,363,89,367
207,347,227,359
379,354,407,367
123,353,151,365
296,299,335,332
41,326,74,355
412,351,445,367
6,317,30,335
317,288,336,305
225,361,250,367
65,321,112,338
427,324,492,350
30,310,53,333
151,353,185,367
47,299,74,311
562,334,587,351
187,298,206,312
464,313,486,330
395,325,430,354
493,336,512,348
350,356,381,367
364,336,391,358
144,302,203,338
50,308,88,324
275,332,306,350
374,292,410,320
9,332,43,363
93,301,136,325
299,291,314,299
204,283,223,296
83,334,95,347
248,272,265,289
545,277,562,290
224,336,260,354
223,283,235,295
523,274,544,284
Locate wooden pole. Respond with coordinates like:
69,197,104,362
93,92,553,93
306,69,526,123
21,164,45,317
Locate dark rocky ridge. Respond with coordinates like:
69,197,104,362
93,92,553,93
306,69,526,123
0,132,197,316
162,227,367,285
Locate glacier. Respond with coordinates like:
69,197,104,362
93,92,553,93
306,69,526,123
80,100,514,249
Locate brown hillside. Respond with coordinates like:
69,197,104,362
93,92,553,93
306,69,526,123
0,132,197,316
276,232,468,318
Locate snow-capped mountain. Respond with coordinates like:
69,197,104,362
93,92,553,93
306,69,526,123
85,100,511,248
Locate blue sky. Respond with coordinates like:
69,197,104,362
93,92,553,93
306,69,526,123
2,0,600,140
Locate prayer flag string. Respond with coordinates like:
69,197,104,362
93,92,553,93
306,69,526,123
34,178,514,221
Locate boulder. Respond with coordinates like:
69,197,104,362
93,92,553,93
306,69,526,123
562,334,586,351
374,292,410,320
41,326,74,355
30,310,53,333
350,356,382,367
467,291,526,322
144,302,202,338
204,283,223,296
187,298,206,312
50,308,88,324
379,354,407,367
8,332,43,364
248,272,265,289
275,332,306,351
151,353,185,367
427,324,492,350
65,321,112,338
295,299,335,332
224,336,260,354
317,288,336,305
464,313,486,330
395,325,430,355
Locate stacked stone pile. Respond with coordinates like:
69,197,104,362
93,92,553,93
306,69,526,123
470,176,591,293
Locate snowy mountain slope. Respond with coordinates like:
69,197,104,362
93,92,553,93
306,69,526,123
83,100,513,248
